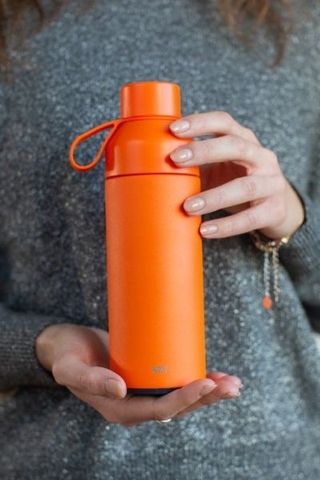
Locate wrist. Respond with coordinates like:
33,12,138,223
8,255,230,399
259,181,305,240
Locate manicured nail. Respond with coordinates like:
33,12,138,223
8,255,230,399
105,378,124,398
200,224,218,235
222,386,240,399
200,381,217,396
170,148,193,163
228,376,243,388
184,197,206,212
170,120,190,133
234,380,244,389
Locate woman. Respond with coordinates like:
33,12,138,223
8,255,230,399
0,1,320,478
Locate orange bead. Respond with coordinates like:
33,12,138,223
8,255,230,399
262,295,273,310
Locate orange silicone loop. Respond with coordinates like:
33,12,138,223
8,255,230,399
69,119,120,172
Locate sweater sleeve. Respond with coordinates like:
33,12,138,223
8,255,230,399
0,305,72,390
0,84,62,390
0,83,65,391
279,181,320,332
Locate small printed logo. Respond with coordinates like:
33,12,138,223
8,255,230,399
152,365,168,374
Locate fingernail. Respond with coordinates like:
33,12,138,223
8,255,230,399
229,376,243,388
184,197,206,212
105,378,124,398
200,381,217,396
170,148,193,163
170,120,190,133
222,386,241,399
200,224,218,235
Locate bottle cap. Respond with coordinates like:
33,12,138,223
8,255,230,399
120,81,181,118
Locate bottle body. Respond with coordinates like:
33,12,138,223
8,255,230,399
106,173,206,392
105,118,206,393
69,81,207,395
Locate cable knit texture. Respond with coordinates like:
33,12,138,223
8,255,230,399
0,1,320,479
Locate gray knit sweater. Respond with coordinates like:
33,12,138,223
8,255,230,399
1,1,320,479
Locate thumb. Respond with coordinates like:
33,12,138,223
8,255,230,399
52,355,127,399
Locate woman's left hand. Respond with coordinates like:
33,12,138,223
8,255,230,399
169,111,305,240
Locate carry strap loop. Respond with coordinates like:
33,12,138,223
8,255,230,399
69,119,121,172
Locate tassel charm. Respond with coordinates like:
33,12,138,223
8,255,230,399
262,250,273,309
250,231,290,310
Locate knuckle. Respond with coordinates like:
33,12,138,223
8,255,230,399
198,115,209,131
241,177,257,197
263,148,278,166
200,139,212,159
233,137,251,158
86,371,100,393
217,111,234,127
212,188,225,209
224,219,236,236
77,371,90,391
245,209,259,228
225,134,239,149
243,127,258,142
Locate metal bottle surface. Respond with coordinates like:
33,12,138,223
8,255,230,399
69,81,207,395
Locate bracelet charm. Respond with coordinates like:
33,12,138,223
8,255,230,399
250,231,290,310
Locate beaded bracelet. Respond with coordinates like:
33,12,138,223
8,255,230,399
250,230,291,310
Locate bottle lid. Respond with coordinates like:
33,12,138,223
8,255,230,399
120,81,181,118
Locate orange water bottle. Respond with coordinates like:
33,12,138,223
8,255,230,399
69,81,206,395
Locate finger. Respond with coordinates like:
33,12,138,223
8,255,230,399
175,376,242,418
71,375,240,427
52,355,127,399
207,372,242,388
170,135,278,172
183,175,286,216
206,371,228,381
69,375,242,426
199,196,285,239
96,378,218,425
150,378,218,421
169,111,259,144
97,374,240,424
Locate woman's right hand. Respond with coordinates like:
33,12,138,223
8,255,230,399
35,323,242,426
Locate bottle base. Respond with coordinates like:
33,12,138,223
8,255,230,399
127,387,177,396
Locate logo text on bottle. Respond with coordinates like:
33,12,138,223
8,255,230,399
152,365,168,374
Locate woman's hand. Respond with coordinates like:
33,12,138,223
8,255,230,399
35,323,242,426
169,111,305,240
